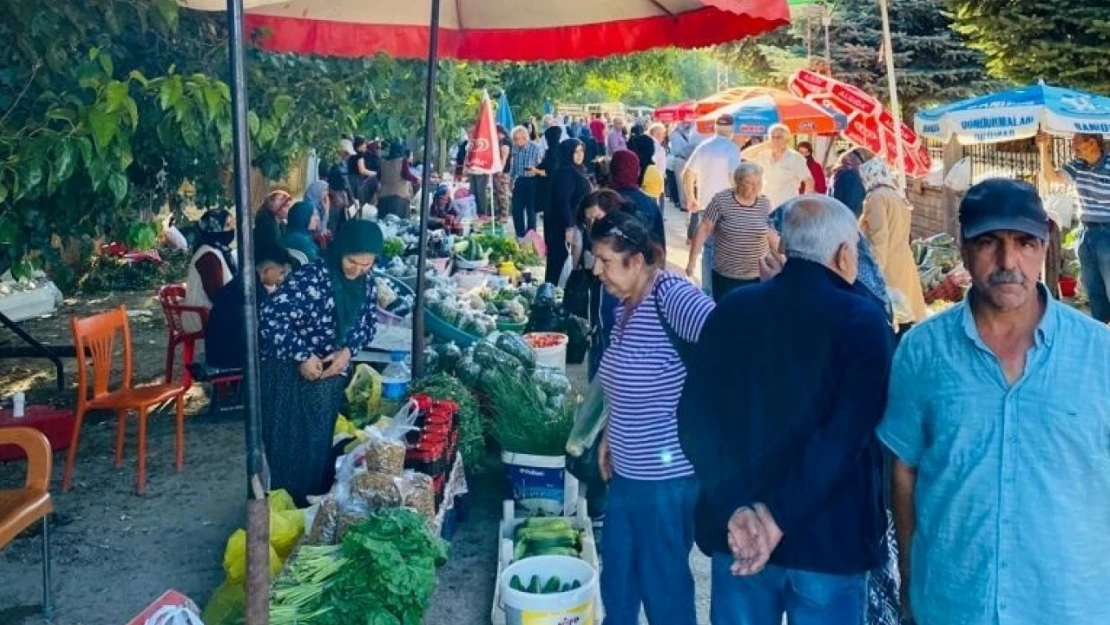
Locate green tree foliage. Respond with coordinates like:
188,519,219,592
828,0,1003,116
947,0,1110,95
714,1,1001,116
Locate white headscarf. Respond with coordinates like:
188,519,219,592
861,158,904,195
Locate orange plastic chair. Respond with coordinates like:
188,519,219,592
158,284,208,390
64,306,186,495
0,427,54,617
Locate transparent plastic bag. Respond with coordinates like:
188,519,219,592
566,376,607,457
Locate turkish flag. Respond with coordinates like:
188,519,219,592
465,90,503,175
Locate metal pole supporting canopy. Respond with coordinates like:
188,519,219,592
224,0,271,623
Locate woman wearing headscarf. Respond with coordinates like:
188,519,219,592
831,149,867,217
184,208,238,334
607,150,666,250
282,201,320,265
259,220,383,505
547,138,592,285
859,158,927,324
303,179,331,244
534,125,565,220
255,189,293,250
628,133,665,200
378,141,415,219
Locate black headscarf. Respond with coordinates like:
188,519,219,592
556,138,585,174
538,126,565,173
196,208,238,274
327,220,383,341
628,134,656,186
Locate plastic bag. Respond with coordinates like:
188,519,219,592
268,489,296,513
201,582,245,625
222,529,282,584
364,430,406,475
943,157,972,192
344,364,383,426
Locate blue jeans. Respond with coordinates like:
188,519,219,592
601,475,698,625
701,235,716,297
711,557,867,625
1079,223,1110,322
511,176,537,238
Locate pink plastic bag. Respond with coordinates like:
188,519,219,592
522,230,546,259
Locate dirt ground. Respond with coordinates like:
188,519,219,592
0,205,712,625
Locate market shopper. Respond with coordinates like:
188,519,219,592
796,141,828,195
577,189,633,382
608,150,666,249
831,149,867,217
592,210,715,625
685,196,894,625
879,179,1110,625
347,137,379,206
184,208,238,334
303,179,331,245
684,114,743,297
546,139,592,285
281,201,321,265
860,159,928,324
509,125,544,237
686,163,773,301
629,133,666,201
607,117,628,155
254,189,293,250
534,125,565,219
206,244,294,370
378,141,417,219
259,220,382,506
670,120,698,210
491,125,513,220
743,124,814,209
1038,131,1110,321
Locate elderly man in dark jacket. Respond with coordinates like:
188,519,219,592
681,196,895,625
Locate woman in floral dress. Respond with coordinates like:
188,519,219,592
259,220,382,505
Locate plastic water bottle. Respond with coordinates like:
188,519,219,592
379,351,411,419
12,392,25,419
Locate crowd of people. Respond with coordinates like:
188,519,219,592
168,107,1110,625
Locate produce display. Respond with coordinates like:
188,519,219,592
374,275,415,319
408,373,485,473
912,233,971,304
511,517,585,561
508,574,582,594
487,361,576,456
270,509,448,625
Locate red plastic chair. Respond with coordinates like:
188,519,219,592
158,284,207,390
64,306,186,495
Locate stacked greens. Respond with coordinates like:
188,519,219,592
270,509,448,625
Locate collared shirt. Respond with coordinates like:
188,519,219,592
509,141,543,179
1062,153,1110,223
751,148,813,210
606,129,627,155
877,289,1110,625
685,136,742,212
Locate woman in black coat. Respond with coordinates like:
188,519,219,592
534,126,565,219
546,139,591,285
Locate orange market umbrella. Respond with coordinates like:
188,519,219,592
694,89,846,136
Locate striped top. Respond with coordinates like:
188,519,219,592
1063,154,1110,223
598,272,716,480
704,191,772,279
509,142,544,179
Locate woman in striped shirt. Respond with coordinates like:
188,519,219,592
686,162,775,302
592,210,715,625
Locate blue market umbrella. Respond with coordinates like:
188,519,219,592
496,91,515,130
915,80,1110,144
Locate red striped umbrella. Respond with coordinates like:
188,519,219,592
181,0,790,61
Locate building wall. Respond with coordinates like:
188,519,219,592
908,183,956,240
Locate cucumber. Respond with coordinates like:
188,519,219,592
509,575,525,592
541,576,562,594
570,579,581,590
521,518,573,531
523,535,576,552
531,546,578,558
561,583,572,593
526,575,540,594
513,540,528,561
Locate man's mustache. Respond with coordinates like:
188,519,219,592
988,270,1026,286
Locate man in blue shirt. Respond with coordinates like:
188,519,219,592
878,179,1110,625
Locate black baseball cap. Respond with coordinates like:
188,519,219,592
959,179,1049,241
716,114,734,126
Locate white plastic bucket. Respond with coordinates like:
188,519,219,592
524,333,568,372
500,555,597,625
502,452,578,517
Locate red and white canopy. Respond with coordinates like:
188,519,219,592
179,0,790,61
788,69,931,177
